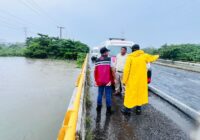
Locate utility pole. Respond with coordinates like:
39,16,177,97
24,27,28,40
57,26,65,39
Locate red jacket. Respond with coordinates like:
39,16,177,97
94,56,113,86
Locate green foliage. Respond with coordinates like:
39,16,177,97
0,43,25,56
143,47,158,55
77,53,87,68
24,34,89,60
143,44,200,62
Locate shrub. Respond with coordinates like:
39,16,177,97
77,53,87,67
24,34,89,61
143,44,200,62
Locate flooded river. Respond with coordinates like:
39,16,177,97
0,57,80,140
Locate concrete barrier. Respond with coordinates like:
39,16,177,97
57,54,88,140
149,85,200,123
155,59,200,73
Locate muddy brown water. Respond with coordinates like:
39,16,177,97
0,57,80,140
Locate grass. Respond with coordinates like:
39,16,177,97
85,127,94,140
84,67,94,140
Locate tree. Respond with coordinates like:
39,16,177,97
143,44,200,62
24,34,89,60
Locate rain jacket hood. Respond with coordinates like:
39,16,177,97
129,50,145,57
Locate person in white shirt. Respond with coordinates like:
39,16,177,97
114,47,128,96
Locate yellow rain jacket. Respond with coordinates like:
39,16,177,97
122,50,159,108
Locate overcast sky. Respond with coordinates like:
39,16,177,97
0,0,200,48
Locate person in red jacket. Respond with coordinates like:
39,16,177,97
94,47,115,115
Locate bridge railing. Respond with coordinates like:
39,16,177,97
57,54,88,140
155,59,200,73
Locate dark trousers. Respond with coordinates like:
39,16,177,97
136,106,142,110
97,86,112,107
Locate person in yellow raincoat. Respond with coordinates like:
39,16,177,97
121,44,159,115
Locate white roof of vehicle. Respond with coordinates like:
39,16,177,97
102,38,134,47
92,47,99,50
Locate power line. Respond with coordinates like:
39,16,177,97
0,23,24,40
21,0,66,40
0,7,52,36
0,9,48,38
18,0,43,17
0,8,44,29
0,1,63,39
24,27,28,39
18,0,58,27
0,15,39,38
0,12,26,27
0,18,22,31
0,16,38,39
28,0,58,26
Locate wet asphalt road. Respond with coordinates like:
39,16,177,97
88,62,194,140
151,64,200,111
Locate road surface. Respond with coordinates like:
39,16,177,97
151,64,200,112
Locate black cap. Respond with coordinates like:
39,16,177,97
100,47,110,54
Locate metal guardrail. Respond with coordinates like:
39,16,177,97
158,59,200,67
155,59,200,72
57,54,88,140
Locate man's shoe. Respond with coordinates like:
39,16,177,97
106,107,114,115
121,107,131,115
96,105,102,112
135,109,141,115
114,92,120,96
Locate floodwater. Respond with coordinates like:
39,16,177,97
0,57,80,140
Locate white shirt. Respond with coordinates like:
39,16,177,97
147,63,151,70
115,53,127,72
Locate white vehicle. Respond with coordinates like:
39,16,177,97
99,38,134,63
90,47,100,61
